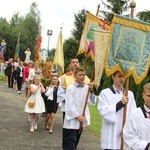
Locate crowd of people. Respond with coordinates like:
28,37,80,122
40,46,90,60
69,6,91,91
1,56,150,150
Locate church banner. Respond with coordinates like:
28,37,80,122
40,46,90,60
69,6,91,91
94,30,110,88
78,12,110,61
53,29,64,75
105,15,150,84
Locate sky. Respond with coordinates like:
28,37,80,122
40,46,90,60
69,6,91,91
0,0,149,50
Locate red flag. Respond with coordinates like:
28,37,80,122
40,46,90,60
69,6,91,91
35,35,42,61
14,32,21,60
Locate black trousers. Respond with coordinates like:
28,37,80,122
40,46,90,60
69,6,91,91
8,75,13,87
16,77,23,91
62,128,82,150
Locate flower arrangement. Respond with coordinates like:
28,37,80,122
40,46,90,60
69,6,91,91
41,78,51,87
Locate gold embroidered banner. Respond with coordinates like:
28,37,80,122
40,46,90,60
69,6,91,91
94,30,110,88
105,15,150,84
78,12,110,61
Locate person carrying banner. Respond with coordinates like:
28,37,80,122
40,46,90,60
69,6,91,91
57,58,90,121
98,71,136,149
123,82,150,150
62,67,95,150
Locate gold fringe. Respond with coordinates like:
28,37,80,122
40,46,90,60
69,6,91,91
105,15,150,84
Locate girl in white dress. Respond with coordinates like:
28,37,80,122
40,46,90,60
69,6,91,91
24,75,45,132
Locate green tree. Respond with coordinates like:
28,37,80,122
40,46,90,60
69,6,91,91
72,9,87,45
0,2,41,61
137,10,150,23
20,2,40,61
63,38,77,72
63,9,87,72
101,0,129,22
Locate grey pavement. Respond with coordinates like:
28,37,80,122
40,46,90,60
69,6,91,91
0,82,100,150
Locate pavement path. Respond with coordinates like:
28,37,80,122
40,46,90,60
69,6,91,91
0,82,100,150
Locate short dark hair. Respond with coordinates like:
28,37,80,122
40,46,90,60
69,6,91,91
74,67,85,75
70,58,79,64
112,71,124,77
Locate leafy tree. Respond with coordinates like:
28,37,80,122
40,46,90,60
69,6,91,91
20,2,40,61
137,10,150,23
63,9,87,72
63,38,77,72
0,2,41,61
72,9,87,44
101,0,129,22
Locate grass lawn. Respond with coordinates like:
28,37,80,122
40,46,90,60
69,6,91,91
0,74,6,82
88,100,102,137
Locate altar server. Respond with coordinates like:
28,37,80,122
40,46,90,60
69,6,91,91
123,82,150,150
98,71,136,149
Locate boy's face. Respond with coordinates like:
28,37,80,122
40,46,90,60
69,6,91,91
74,71,85,84
112,71,125,87
143,89,150,109
51,76,58,85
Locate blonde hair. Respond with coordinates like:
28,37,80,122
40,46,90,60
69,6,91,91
143,83,150,93
33,75,41,81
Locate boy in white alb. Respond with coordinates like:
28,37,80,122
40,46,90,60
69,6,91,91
123,82,150,150
62,67,95,150
98,71,136,150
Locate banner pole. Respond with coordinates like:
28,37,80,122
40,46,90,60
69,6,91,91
120,1,136,149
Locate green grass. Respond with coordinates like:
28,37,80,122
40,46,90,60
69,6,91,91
0,74,6,81
88,101,102,137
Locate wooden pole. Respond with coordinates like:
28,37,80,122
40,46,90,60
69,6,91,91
120,1,136,149
79,4,100,133
79,66,95,133
120,77,129,149
96,4,100,17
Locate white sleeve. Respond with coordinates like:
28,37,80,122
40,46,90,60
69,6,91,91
88,92,96,105
123,114,149,150
45,87,53,97
65,87,79,120
98,90,117,123
57,84,66,103
128,91,137,113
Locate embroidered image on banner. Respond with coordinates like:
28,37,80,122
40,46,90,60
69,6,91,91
78,12,110,61
105,15,150,84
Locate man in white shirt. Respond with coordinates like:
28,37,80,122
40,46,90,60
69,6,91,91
98,71,136,150
123,82,150,150
62,67,95,150
57,58,90,120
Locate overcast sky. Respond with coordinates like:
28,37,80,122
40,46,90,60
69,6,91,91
0,0,149,50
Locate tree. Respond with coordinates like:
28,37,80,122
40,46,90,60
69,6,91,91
63,38,77,72
137,10,150,23
0,2,41,61
20,2,40,61
63,9,87,72
101,0,129,22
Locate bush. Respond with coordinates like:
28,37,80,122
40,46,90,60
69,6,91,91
0,75,6,81
41,78,51,87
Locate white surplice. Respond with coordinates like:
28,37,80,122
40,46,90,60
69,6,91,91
63,82,95,129
57,83,66,111
123,106,150,150
98,86,136,149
